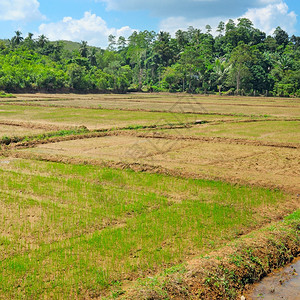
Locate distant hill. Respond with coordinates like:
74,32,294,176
53,40,102,52
54,40,82,52
0,38,101,52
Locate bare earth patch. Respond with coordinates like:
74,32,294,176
147,120,300,144
19,134,300,193
0,123,48,137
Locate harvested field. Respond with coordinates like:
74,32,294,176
0,104,241,130
5,93,300,117
142,120,300,144
19,134,300,193
0,123,47,138
0,93,299,299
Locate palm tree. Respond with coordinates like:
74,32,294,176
214,58,230,94
37,34,49,48
278,55,293,72
11,30,23,46
24,32,35,49
88,47,97,66
79,40,88,58
27,32,34,40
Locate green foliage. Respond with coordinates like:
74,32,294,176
0,91,15,98
0,20,299,96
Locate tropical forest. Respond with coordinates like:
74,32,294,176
1,18,300,97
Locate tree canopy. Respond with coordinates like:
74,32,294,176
0,20,299,97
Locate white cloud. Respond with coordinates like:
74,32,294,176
99,0,297,35
0,0,44,21
159,0,297,36
38,12,136,48
98,0,281,19
160,16,223,36
242,1,297,35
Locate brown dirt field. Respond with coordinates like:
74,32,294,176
0,122,49,137
8,93,300,117
12,93,300,106
17,134,300,194
142,120,300,144
0,120,68,131
121,130,300,149
1,93,300,299
0,103,231,131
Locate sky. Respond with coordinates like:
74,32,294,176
0,0,299,48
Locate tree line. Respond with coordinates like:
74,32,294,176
0,18,300,97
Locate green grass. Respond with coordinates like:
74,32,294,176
0,91,15,98
0,157,289,298
124,209,300,299
284,209,300,221
0,127,89,146
145,120,300,143
0,104,208,129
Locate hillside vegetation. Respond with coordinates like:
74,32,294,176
0,18,300,96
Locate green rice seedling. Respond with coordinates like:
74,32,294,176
0,158,291,298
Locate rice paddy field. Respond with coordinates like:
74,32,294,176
0,93,299,299
7,93,300,117
0,123,47,138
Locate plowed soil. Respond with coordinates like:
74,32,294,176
19,134,300,194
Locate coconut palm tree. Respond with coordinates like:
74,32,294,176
79,41,88,58
213,58,230,94
11,30,23,47
37,34,49,48
88,47,97,66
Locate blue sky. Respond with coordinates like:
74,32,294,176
0,0,299,48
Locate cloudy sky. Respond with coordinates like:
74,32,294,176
0,0,299,48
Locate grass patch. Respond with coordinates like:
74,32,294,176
123,209,300,300
0,91,15,98
0,104,205,129
0,158,292,298
0,127,89,146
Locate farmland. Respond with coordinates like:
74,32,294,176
5,93,300,117
0,93,299,299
